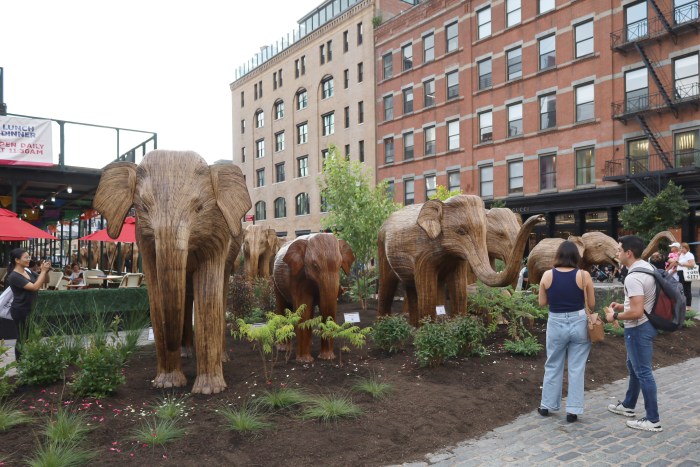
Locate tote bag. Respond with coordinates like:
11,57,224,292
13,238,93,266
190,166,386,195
683,265,700,282
0,287,13,320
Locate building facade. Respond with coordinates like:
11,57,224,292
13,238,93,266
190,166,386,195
375,0,700,243
231,0,413,237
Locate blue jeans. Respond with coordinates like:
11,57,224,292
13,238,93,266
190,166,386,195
540,310,591,414
622,320,659,422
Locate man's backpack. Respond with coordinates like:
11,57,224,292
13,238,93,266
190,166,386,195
628,268,686,332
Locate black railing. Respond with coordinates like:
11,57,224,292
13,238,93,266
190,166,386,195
604,150,700,178
612,83,700,119
610,4,699,50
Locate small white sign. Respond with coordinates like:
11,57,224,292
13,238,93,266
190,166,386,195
344,312,361,323
436,305,446,316
251,322,266,328
148,327,154,341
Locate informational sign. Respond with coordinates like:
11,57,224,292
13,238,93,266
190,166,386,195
251,322,266,328
148,327,154,341
436,305,446,315
0,116,53,166
344,312,360,323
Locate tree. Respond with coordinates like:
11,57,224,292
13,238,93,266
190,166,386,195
619,181,689,242
318,145,399,271
428,185,462,201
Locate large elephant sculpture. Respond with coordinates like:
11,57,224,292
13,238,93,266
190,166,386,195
641,230,678,259
242,225,279,280
272,233,355,363
377,195,544,326
527,231,619,285
93,150,251,394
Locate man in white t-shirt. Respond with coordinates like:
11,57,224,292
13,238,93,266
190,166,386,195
605,235,661,432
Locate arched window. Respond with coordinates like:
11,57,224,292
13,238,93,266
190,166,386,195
274,197,287,218
321,75,334,99
295,193,310,215
296,89,308,110
255,109,264,128
255,201,266,221
274,100,285,120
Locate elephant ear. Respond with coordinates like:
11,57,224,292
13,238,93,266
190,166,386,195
210,163,252,238
567,236,586,257
94,162,137,239
417,200,444,239
338,239,355,275
283,239,307,276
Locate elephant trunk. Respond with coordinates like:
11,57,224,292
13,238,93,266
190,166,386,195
155,236,188,354
247,253,259,281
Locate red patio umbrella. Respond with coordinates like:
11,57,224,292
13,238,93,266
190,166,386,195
0,208,58,241
79,216,137,243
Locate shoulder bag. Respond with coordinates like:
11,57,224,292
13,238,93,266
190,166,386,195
0,287,13,320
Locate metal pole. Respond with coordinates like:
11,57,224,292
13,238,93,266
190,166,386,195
0,67,7,115
58,121,65,166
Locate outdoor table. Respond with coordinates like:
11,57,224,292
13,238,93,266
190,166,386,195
65,284,88,290
94,275,123,288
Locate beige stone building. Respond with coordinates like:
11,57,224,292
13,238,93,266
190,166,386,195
231,0,414,236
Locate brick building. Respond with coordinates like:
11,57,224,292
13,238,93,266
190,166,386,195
231,0,414,236
375,0,700,243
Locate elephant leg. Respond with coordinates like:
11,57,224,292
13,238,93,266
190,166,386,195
377,243,399,316
181,278,194,359
446,261,469,317
415,273,439,324
191,256,227,395
295,295,315,364
404,286,419,326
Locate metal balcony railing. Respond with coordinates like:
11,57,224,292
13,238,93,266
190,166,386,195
612,82,700,120
610,4,699,51
604,150,700,179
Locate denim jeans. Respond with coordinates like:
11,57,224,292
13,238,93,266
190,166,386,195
540,310,591,414
622,320,659,422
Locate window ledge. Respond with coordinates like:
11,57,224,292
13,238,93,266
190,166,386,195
537,65,558,75
539,188,558,194
506,134,524,140
538,127,557,134
573,118,600,127
475,140,494,148
507,192,525,198
574,184,596,190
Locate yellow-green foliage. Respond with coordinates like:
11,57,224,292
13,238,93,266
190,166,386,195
309,318,372,365
428,184,462,201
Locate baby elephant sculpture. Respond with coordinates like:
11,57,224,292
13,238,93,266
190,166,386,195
272,233,355,362
242,225,279,280
93,150,251,394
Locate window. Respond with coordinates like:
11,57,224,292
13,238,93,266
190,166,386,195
320,194,328,212
448,170,460,192
674,54,699,100
322,76,334,98
575,20,594,58
540,154,556,190
256,168,265,187
274,197,286,218
447,70,459,99
255,201,266,220
447,119,460,150
300,55,306,75
404,131,414,160
297,122,308,144
241,119,245,134
273,71,277,90
297,156,309,177
295,59,300,78
386,180,395,200
625,68,648,113
255,139,265,158
425,174,437,199
675,0,699,25
278,69,282,87
480,165,494,198
358,101,364,123
539,34,556,70
506,0,521,27
297,89,308,110
478,58,492,90
383,53,393,79
575,83,595,121
344,106,350,128
344,69,350,88
403,87,414,114
575,147,595,185
322,112,335,136
477,7,491,39
357,22,363,44
384,137,395,164
625,1,648,42
345,144,350,158
423,33,434,63
295,193,310,215
446,21,458,53
343,30,349,52
359,140,365,162
507,103,523,137
327,40,334,62
275,162,285,183
321,148,329,165
508,160,523,194
275,131,285,152
357,62,364,82
404,178,415,205
241,147,246,163
384,95,394,121
675,128,700,167
479,111,493,143
627,138,649,174
274,100,284,119
402,43,413,71
240,91,244,107
254,83,258,100
255,110,264,128
539,0,555,14
507,47,522,80
539,93,556,130
424,79,435,107
424,125,436,156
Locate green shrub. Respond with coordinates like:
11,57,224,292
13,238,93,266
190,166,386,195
219,403,270,434
604,322,624,336
503,337,543,356
243,307,266,325
347,270,377,310
27,441,97,467
228,275,255,320
70,343,126,398
413,318,459,367
0,401,32,431
307,318,372,365
17,335,69,386
451,315,489,357
252,277,276,312
352,377,392,400
44,408,92,445
468,283,545,340
130,417,186,447
300,393,362,422
152,394,188,420
256,388,308,411
371,315,413,354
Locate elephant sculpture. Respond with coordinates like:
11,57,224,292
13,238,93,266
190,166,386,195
272,233,355,363
242,225,279,280
641,231,677,259
527,231,619,285
377,195,544,326
93,150,251,394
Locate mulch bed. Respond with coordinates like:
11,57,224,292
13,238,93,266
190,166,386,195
2,301,700,466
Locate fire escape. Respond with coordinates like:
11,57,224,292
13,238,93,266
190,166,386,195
603,1,700,197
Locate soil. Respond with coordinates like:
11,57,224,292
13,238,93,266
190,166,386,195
2,301,700,466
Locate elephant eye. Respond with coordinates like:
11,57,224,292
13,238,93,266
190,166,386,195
195,204,204,213
456,228,466,235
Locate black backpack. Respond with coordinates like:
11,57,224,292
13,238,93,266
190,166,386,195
628,267,686,332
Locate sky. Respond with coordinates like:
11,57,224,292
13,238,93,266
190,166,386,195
2,0,322,168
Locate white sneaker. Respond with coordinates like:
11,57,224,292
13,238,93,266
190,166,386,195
626,417,662,432
607,401,635,417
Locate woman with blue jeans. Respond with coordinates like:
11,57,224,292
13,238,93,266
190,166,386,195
537,241,597,422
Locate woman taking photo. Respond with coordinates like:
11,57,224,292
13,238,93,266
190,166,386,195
537,241,597,422
676,242,696,311
6,248,51,361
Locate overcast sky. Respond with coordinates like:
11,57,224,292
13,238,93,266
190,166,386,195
2,0,321,168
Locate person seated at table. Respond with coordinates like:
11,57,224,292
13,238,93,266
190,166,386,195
64,263,86,288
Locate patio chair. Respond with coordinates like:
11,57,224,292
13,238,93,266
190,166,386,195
46,271,65,290
84,269,105,288
118,273,143,288
55,276,70,291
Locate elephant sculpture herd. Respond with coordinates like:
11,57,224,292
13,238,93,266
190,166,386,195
92,150,676,394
